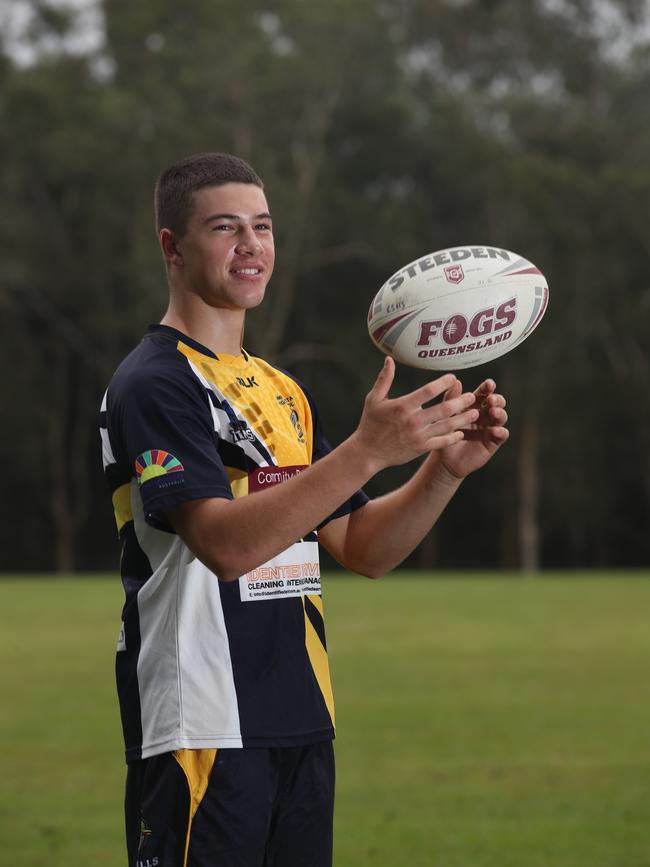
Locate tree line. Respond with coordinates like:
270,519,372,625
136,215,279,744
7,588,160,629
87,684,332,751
1,0,649,572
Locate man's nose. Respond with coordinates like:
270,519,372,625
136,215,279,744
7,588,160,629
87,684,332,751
235,225,263,254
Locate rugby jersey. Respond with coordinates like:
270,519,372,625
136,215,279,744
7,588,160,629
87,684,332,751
100,325,367,762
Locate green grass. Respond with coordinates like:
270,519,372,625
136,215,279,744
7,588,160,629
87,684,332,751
2,574,650,866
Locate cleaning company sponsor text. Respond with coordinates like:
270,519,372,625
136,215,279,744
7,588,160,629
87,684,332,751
239,541,321,602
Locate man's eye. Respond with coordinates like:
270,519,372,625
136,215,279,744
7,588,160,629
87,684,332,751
256,223,272,231
213,224,232,231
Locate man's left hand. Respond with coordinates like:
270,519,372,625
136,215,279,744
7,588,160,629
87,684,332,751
434,378,509,479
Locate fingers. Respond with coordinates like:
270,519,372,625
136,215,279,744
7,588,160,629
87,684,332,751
477,391,507,427
488,406,508,426
397,379,478,446
442,378,462,402
464,379,507,424
368,356,395,402
425,430,466,450
474,379,496,398
421,392,477,428
461,426,510,445
365,363,509,454
464,381,509,441
403,373,460,408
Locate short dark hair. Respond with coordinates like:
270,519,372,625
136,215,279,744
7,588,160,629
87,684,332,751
154,152,263,236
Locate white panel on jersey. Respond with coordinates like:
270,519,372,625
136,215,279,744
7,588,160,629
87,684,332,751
100,427,116,469
175,557,243,747
132,485,243,756
99,391,117,469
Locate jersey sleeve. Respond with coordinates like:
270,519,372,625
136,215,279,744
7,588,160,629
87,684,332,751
108,365,232,530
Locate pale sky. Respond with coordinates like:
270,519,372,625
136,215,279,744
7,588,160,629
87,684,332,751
1,0,649,68
0,0,104,66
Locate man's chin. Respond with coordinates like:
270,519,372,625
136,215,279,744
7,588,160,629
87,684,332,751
208,291,266,312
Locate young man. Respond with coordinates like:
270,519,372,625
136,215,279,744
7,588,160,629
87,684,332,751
100,152,508,867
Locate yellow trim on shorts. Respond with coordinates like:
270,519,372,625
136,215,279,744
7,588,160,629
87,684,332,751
173,748,218,867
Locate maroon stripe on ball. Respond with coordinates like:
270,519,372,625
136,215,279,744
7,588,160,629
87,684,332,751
371,312,412,343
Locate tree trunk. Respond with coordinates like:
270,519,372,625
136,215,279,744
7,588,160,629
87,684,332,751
48,359,75,573
255,88,341,359
518,414,540,574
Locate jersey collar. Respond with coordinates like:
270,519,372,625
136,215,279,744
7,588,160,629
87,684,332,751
146,324,250,362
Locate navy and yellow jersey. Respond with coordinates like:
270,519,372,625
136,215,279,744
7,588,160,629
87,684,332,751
100,324,368,762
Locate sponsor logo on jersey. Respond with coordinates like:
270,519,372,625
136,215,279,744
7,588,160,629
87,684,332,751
229,419,256,443
235,375,259,388
276,395,305,443
239,541,322,602
135,450,184,485
248,464,307,493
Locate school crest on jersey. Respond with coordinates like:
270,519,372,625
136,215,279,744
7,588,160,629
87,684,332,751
276,395,305,444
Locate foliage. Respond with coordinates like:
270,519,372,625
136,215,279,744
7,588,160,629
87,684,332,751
1,0,649,569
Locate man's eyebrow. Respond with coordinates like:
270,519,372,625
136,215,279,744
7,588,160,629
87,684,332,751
203,212,273,224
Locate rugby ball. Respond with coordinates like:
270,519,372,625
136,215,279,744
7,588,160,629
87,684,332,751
368,245,549,370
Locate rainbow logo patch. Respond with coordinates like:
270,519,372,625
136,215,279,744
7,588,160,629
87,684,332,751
135,450,184,485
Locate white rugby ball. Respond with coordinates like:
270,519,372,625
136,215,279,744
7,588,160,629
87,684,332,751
368,245,549,370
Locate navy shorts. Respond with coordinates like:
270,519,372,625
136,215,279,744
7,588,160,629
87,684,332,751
125,741,335,867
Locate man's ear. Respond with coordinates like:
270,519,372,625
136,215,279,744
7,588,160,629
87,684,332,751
160,228,183,266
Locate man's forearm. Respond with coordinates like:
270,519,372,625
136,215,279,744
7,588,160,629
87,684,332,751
168,362,479,582
168,433,376,582
334,454,462,578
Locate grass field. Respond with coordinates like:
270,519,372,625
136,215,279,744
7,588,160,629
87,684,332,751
1,574,650,867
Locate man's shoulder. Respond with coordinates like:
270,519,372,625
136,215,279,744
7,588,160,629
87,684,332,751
107,330,204,406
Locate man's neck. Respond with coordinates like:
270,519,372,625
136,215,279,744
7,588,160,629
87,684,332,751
161,298,246,357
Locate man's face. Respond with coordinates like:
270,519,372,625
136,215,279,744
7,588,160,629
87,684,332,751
171,183,275,311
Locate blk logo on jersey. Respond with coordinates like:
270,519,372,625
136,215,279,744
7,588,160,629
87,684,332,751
236,375,259,389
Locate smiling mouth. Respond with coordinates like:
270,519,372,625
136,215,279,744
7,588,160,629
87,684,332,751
232,267,263,276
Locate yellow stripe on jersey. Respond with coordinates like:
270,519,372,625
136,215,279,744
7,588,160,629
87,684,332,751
303,599,335,727
173,748,218,867
112,483,133,532
176,343,314,466
226,467,249,499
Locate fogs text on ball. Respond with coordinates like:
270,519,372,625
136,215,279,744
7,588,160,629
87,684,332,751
367,245,549,370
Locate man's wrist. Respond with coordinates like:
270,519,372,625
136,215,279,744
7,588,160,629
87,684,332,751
422,451,465,490
340,431,383,481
